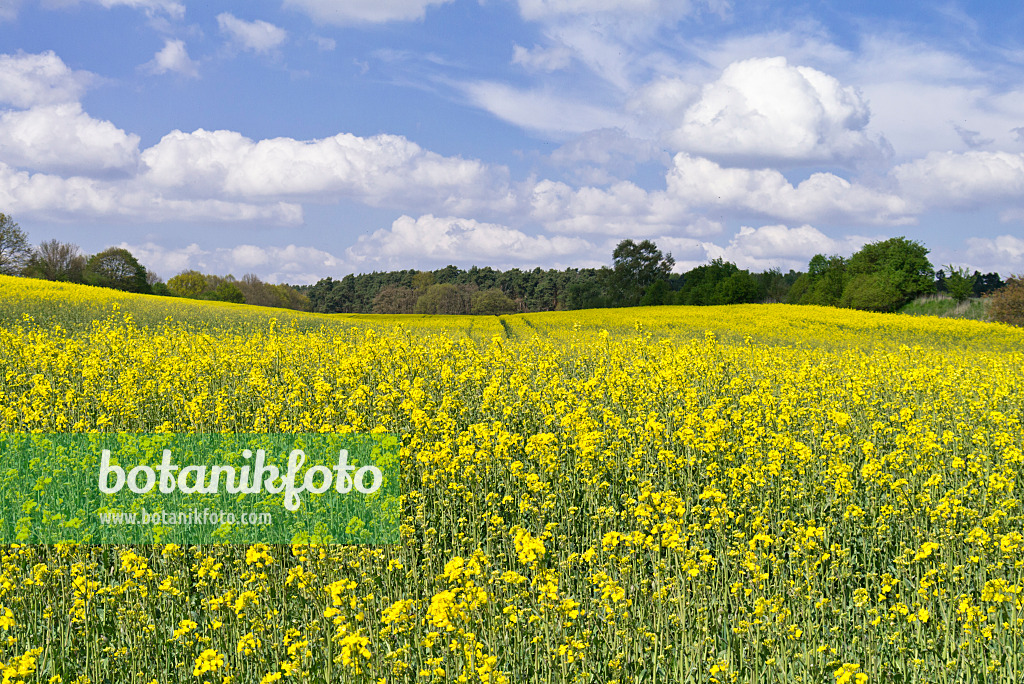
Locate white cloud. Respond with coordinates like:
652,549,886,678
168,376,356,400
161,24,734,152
847,37,1024,159
139,128,513,215
122,241,207,280
462,81,626,137
530,177,691,236
142,39,199,77
531,151,911,235
964,235,1024,276
689,25,853,74
283,0,454,25
0,51,96,108
515,0,724,23
122,242,343,284
668,57,886,166
664,153,911,225
628,77,701,134
312,35,336,52
0,103,140,175
41,0,184,19
0,162,302,223
893,151,1024,209
217,13,288,53
512,43,573,72
710,224,870,271
0,0,21,21
549,128,663,184
347,214,593,268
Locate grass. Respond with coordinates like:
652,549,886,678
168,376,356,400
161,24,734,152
898,294,991,321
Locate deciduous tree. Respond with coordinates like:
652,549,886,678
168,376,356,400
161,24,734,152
25,239,86,282
0,214,32,276
85,247,150,293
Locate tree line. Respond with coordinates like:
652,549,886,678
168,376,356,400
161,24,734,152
298,236,1007,315
0,214,310,311
1,211,1020,323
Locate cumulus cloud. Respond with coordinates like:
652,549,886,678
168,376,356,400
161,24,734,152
142,39,199,77
710,224,870,271
628,77,701,132
664,153,910,224
668,57,887,166
139,128,513,215
893,151,1024,209
549,128,663,185
0,162,302,223
123,241,343,284
283,0,454,25
217,13,288,53
531,152,911,235
964,235,1024,276
347,214,593,268
122,241,207,280
0,51,96,108
0,103,140,175
530,178,692,236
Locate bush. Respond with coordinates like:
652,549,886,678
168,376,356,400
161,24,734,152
845,237,934,309
471,288,518,315
415,284,469,315
943,265,976,304
989,276,1024,327
840,273,904,312
205,281,245,304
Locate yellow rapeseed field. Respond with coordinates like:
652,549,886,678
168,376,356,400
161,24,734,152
1,274,1023,683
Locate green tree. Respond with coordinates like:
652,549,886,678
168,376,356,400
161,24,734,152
372,285,419,314
786,274,811,304
800,255,847,306
84,247,150,293
412,271,435,292
717,271,761,304
415,283,469,314
471,288,518,315
206,280,245,303
0,213,32,276
754,267,788,303
610,239,675,306
565,269,610,310
167,270,210,298
842,237,935,311
639,279,671,306
944,264,977,303
840,273,904,312
676,259,759,305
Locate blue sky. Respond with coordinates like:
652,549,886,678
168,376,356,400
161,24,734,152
2,0,1024,283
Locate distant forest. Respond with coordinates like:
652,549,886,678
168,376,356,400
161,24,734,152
0,212,1010,316
296,238,1005,315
